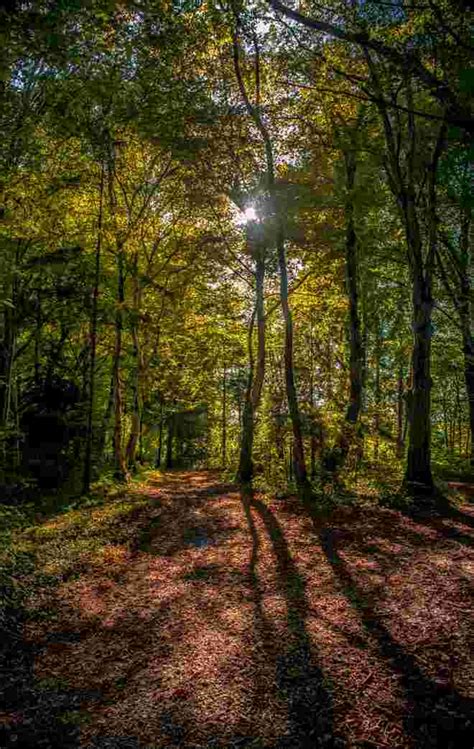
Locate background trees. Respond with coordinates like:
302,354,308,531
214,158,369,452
0,0,471,503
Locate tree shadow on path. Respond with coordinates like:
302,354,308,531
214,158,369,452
240,486,342,749
316,520,474,749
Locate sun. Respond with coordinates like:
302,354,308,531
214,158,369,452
243,206,257,222
234,203,259,226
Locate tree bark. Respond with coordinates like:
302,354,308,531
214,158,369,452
156,400,164,469
309,319,317,478
396,360,405,458
83,161,104,493
374,320,382,463
125,254,143,470
436,209,473,465
166,416,174,469
458,213,474,465
344,150,364,425
237,252,265,483
364,57,445,494
222,359,227,468
404,213,434,490
112,245,127,481
231,26,311,501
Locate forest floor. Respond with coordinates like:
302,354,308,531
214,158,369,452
1,470,474,749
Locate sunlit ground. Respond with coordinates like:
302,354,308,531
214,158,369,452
3,471,474,748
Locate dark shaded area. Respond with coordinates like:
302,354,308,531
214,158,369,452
317,522,474,748
0,593,83,749
19,376,83,491
400,491,474,544
240,486,341,749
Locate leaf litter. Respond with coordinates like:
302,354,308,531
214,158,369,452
3,471,474,748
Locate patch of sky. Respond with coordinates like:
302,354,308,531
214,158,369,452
356,0,406,27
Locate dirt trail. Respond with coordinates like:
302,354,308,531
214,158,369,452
16,471,474,747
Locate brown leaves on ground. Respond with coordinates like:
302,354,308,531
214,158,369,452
17,472,474,747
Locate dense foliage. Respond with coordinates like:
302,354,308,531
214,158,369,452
0,0,472,504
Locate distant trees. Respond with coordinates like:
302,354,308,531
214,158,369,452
0,0,471,503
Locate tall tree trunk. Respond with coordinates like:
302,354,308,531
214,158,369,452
458,212,474,466
364,58,445,494
462,332,474,466
0,241,20,481
112,245,127,481
277,224,311,497
396,360,405,457
335,147,364,469
83,162,104,494
222,359,227,468
156,401,164,469
309,319,317,478
166,416,174,469
437,209,473,465
125,254,143,470
237,253,265,483
232,25,311,500
374,321,382,463
34,289,41,384
0,300,14,429
344,150,364,425
404,120,445,492
404,223,434,491
97,367,114,464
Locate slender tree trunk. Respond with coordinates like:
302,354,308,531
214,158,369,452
232,25,310,501
112,246,127,481
83,162,104,493
0,240,20,483
437,210,473,464
326,339,333,401
0,318,12,480
344,150,364,425
97,367,114,464
365,59,444,495
309,321,317,478
403,119,445,492
156,401,164,468
405,248,434,491
374,321,382,462
458,213,474,466
396,360,405,457
335,148,365,468
166,416,174,469
442,391,449,449
237,253,265,482
125,255,143,470
463,335,474,465
34,289,41,384
222,359,227,468
456,376,463,454
0,303,14,429
276,218,311,497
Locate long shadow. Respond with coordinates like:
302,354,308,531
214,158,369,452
422,519,474,549
318,524,474,748
396,496,474,549
240,486,340,748
403,493,474,531
446,505,474,530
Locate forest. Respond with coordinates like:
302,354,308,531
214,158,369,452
0,1,473,748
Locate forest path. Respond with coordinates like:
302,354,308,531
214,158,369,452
15,471,474,748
